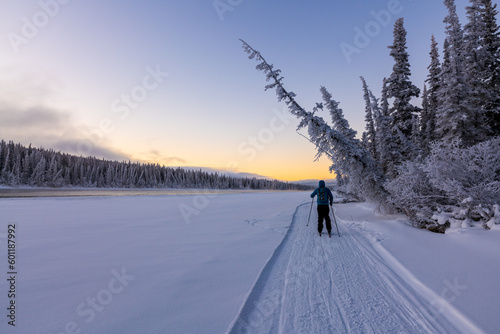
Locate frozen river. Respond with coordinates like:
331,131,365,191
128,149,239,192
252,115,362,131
0,188,280,198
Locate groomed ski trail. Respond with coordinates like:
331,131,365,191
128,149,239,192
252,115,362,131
227,203,479,334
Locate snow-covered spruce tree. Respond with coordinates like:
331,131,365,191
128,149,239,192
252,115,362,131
437,0,479,145
31,155,47,187
240,40,386,203
410,114,422,158
361,77,377,161
387,18,421,154
464,0,500,137
380,78,390,120
395,126,420,162
442,38,451,73
370,82,400,179
361,132,369,153
323,86,357,142
463,0,491,142
0,145,10,184
464,0,486,128
422,35,441,154
420,85,432,155
480,0,500,136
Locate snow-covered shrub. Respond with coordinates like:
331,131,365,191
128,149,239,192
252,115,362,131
385,160,445,225
487,205,500,229
424,138,500,206
386,138,500,230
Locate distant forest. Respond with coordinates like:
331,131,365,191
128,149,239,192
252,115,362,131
0,140,310,190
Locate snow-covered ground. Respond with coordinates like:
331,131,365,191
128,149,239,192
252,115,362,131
0,191,306,334
0,191,498,333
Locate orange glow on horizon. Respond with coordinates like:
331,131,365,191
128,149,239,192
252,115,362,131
253,168,335,182
128,145,335,182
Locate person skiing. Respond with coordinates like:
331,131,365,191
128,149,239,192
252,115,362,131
310,180,334,237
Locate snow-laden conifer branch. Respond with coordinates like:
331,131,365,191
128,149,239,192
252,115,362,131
240,39,305,118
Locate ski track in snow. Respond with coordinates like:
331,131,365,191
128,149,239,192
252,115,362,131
227,203,478,334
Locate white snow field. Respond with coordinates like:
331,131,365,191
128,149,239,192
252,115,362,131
0,191,499,333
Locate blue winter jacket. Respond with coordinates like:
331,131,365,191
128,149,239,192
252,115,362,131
310,180,333,206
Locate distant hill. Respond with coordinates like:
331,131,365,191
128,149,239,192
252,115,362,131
294,179,337,188
174,166,270,180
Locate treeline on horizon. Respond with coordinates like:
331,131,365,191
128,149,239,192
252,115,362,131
0,140,311,191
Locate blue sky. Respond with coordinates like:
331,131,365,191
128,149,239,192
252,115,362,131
0,0,472,180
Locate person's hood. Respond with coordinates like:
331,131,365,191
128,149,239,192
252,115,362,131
319,180,325,188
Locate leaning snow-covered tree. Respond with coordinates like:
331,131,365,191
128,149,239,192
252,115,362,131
240,40,386,203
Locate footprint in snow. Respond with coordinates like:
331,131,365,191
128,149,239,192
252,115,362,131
245,219,285,235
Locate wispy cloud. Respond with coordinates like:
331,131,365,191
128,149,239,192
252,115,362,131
132,149,187,165
0,104,71,129
162,156,187,165
53,139,131,161
0,102,132,161
0,69,131,162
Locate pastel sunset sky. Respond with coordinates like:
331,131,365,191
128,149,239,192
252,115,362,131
0,0,470,181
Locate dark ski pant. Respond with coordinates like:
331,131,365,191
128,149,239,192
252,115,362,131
317,205,331,234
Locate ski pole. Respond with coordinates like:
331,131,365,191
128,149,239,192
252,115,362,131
331,204,341,237
307,198,314,226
